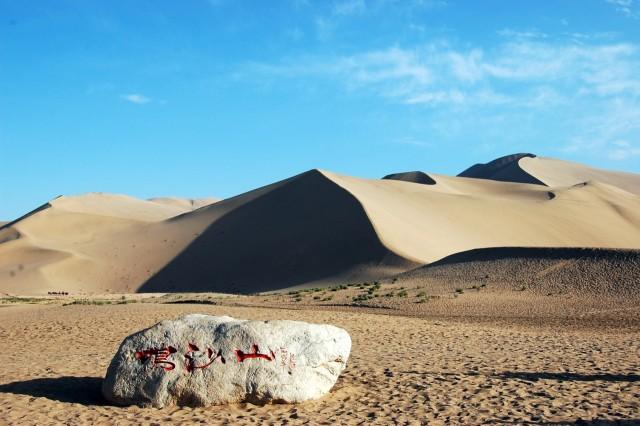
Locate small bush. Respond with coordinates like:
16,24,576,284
64,299,110,306
352,294,374,302
455,288,464,294
397,290,408,298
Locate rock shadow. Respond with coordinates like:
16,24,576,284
0,376,108,405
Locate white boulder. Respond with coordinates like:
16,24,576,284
102,314,351,407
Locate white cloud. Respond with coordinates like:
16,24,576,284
605,0,638,18
244,38,640,105
121,94,151,104
448,49,484,83
240,34,640,161
392,137,432,147
497,28,548,39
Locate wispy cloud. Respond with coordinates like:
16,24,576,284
243,38,640,105
497,28,548,39
239,34,640,161
392,137,432,147
333,0,366,16
608,140,640,160
120,93,151,104
562,97,640,160
605,0,639,18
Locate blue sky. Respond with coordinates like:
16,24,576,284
1,0,639,220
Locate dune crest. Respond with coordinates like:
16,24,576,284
458,153,640,195
382,171,436,185
457,153,543,185
148,197,219,211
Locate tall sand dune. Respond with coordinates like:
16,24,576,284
459,153,640,194
1,157,640,295
141,170,414,293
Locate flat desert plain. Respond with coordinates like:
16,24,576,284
0,286,639,425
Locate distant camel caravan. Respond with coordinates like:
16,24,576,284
47,291,69,296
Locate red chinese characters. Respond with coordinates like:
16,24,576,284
184,343,225,372
134,346,177,371
234,344,275,362
134,343,291,372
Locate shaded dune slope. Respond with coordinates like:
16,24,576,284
382,171,436,185
457,153,543,185
141,170,414,293
395,247,640,298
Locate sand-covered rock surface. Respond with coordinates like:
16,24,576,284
0,300,638,425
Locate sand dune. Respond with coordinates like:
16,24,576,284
382,171,436,185
148,197,218,210
458,153,543,184
141,170,413,293
138,167,640,293
459,153,640,194
393,247,640,298
520,156,640,194
1,156,639,295
0,193,211,295
326,171,640,264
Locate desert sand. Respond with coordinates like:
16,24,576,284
0,293,638,425
1,154,639,295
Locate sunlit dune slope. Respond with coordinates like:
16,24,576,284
148,197,219,210
519,156,640,195
0,193,209,294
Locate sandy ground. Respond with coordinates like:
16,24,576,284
0,300,638,425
